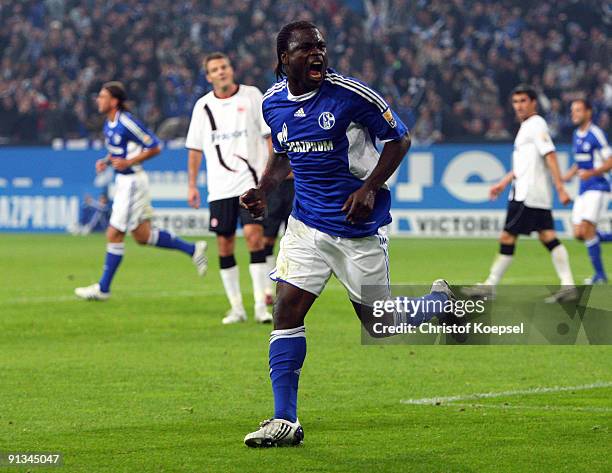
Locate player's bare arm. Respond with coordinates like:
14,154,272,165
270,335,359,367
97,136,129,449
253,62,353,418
111,145,160,172
562,163,578,182
489,171,515,200
187,148,203,209
578,155,612,180
240,151,291,218
544,151,571,205
342,132,411,224
95,154,111,173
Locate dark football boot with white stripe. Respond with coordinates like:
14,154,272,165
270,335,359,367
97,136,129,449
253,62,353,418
244,418,304,448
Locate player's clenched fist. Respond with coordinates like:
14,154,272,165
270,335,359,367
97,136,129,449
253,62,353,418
489,182,505,200
240,188,266,218
557,187,571,206
95,158,108,173
342,186,376,224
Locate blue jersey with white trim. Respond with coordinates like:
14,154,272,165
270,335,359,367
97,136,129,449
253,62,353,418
572,124,611,194
262,70,408,238
103,111,160,175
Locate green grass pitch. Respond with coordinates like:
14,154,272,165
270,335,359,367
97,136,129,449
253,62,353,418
1,234,610,472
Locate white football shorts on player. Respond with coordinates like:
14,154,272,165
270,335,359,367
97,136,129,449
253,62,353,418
571,190,609,225
109,172,154,232
270,216,391,305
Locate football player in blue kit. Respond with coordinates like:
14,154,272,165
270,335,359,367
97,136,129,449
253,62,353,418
75,82,207,300
239,22,454,447
563,99,612,284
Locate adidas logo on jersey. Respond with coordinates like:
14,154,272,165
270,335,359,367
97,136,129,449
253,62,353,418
294,108,306,118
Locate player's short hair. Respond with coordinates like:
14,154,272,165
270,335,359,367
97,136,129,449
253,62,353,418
204,52,230,72
102,81,129,110
572,98,592,111
511,84,538,101
275,21,319,80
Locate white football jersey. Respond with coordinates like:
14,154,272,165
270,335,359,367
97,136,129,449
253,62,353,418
186,85,270,202
510,114,556,209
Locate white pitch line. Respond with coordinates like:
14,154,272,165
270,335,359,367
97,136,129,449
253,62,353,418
400,381,612,405
440,403,612,413
3,289,222,305
3,284,351,305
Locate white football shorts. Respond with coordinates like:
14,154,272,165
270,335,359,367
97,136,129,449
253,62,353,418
270,216,391,305
571,190,609,225
109,171,154,232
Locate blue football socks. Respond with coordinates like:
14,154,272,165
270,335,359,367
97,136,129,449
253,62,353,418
585,236,606,280
269,326,306,423
99,242,124,293
148,228,195,256
597,231,612,243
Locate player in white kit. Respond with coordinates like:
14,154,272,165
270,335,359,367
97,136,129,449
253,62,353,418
463,85,576,303
186,52,272,324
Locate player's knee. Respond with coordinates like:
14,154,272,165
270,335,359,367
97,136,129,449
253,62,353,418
272,295,304,329
272,306,301,330
134,234,148,245
581,224,596,240
216,234,235,255
245,233,264,251
499,232,515,245
106,227,124,243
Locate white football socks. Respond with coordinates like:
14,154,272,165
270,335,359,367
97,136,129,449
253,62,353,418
551,244,575,286
484,254,513,286
264,254,275,298
249,262,268,312
220,265,244,312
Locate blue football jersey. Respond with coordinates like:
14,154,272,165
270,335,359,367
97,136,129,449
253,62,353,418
262,70,408,238
103,111,160,175
573,124,611,194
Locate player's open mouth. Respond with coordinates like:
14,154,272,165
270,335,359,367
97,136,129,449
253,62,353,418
308,61,324,80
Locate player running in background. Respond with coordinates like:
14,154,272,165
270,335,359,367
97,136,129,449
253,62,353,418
240,21,455,448
562,99,612,284
75,82,207,301
186,53,272,324
463,85,576,303
262,173,295,305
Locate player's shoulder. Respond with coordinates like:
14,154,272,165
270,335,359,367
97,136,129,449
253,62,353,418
323,70,388,112
118,110,135,123
193,91,215,108
530,114,548,126
262,79,287,105
588,123,608,145
524,114,549,132
118,111,157,144
118,111,145,129
239,84,264,98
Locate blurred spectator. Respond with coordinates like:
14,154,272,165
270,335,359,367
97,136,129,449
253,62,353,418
485,119,512,141
0,0,609,145
74,193,110,235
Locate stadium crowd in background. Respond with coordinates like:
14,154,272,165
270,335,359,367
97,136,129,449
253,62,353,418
0,0,610,145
